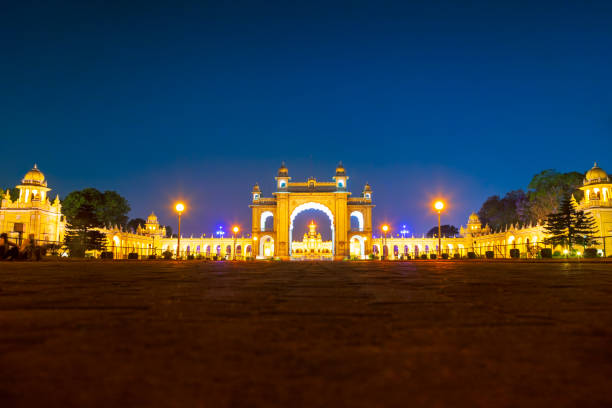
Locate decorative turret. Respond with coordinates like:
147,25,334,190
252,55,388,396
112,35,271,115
463,212,482,236
333,161,348,191
579,162,611,206
145,211,164,236
275,162,291,191
584,162,609,185
252,183,261,201
362,183,372,201
16,164,51,204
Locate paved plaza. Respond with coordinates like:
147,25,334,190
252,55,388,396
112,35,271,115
1,260,611,407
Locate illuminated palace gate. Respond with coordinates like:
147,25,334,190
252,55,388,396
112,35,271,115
250,163,374,260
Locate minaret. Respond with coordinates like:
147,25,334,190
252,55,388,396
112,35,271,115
252,183,261,202
333,162,348,191
275,162,290,191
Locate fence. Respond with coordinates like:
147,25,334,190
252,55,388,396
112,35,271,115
374,235,612,260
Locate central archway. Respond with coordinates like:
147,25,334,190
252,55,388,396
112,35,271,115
289,202,335,256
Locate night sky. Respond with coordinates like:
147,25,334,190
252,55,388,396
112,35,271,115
2,1,611,238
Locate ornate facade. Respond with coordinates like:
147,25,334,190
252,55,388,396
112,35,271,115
250,162,374,260
0,165,65,243
1,162,610,259
290,221,333,259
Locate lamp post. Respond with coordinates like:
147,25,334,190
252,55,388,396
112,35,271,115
381,224,389,260
400,225,409,239
434,201,444,257
232,226,239,260
175,202,185,259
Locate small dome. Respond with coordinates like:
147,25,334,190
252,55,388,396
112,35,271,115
278,162,289,177
468,213,480,223
252,183,260,192
22,164,47,186
585,162,609,183
363,183,372,192
147,212,158,222
335,161,346,176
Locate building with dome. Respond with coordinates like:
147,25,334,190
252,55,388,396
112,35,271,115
577,162,612,252
1,162,610,259
291,221,333,259
0,164,65,243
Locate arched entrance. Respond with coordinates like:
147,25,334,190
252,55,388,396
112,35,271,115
250,163,374,259
259,235,274,258
289,202,335,257
350,235,365,259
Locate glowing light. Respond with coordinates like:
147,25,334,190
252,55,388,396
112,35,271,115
253,236,258,241
563,249,569,254
233,226,240,234
175,203,185,213
216,226,225,238
434,201,444,211
576,251,582,256
382,224,389,233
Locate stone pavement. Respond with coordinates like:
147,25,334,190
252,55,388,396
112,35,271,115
1,260,611,407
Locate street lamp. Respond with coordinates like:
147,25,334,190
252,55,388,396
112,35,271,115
381,224,389,260
175,202,185,259
434,200,444,257
232,225,240,260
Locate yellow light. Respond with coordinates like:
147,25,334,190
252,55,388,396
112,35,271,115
563,249,569,254
253,236,258,241
175,203,185,212
382,224,389,232
576,251,581,256
233,226,239,234
434,201,444,211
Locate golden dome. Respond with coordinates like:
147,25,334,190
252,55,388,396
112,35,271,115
277,162,289,176
468,212,480,223
147,212,158,222
335,161,346,176
21,164,47,186
585,162,609,183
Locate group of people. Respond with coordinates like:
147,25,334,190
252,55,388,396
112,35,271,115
0,233,45,261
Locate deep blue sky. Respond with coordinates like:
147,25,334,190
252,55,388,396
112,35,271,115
2,0,611,237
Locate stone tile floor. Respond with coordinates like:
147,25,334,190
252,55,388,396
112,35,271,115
1,261,611,407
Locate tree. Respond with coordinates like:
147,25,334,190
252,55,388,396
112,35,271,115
426,225,459,238
62,188,130,228
543,194,598,250
127,218,147,233
64,202,106,257
527,170,584,222
478,190,529,230
100,190,130,227
574,209,599,249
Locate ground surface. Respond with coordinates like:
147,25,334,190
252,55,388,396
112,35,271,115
1,261,612,408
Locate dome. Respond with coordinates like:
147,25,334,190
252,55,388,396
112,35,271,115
585,162,609,184
147,212,158,222
21,164,47,186
335,161,346,176
252,183,261,192
468,212,480,223
363,183,372,192
278,162,289,177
